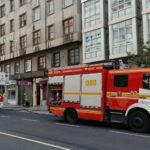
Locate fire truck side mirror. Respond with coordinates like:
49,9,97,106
44,69,48,77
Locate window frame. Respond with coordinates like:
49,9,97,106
47,0,54,15
0,4,5,18
63,0,73,8
48,24,55,41
20,13,27,28
5,64,10,74
53,52,60,67
20,0,27,7
10,19,15,32
32,6,41,22
0,43,5,56
68,48,80,66
0,24,5,37
20,35,27,51
10,0,15,12
15,62,20,74
24,59,32,73
10,40,15,53
33,30,41,46
114,75,128,88
38,56,46,70
63,18,73,40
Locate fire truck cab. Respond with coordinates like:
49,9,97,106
48,65,150,133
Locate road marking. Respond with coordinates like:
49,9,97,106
56,123,80,128
0,115,9,118
0,131,71,150
23,118,38,122
110,130,150,139
19,110,30,113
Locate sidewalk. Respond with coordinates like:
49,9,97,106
3,104,50,115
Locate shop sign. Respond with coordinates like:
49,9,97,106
18,81,32,85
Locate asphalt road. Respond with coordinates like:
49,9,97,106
0,109,150,150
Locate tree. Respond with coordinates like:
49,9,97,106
128,45,150,67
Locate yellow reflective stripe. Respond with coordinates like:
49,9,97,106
140,95,150,99
77,109,103,115
64,92,80,95
82,92,101,96
107,92,150,99
51,107,65,111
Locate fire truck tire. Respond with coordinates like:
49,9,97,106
128,111,150,133
64,108,78,124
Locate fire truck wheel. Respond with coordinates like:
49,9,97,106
64,108,78,124
128,111,150,133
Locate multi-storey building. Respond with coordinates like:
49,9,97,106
81,0,108,63
143,0,150,44
108,0,142,59
0,0,82,107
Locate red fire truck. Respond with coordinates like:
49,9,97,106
48,65,150,133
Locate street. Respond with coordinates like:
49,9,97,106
0,109,149,150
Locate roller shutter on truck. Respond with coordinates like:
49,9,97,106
81,73,102,109
63,73,102,109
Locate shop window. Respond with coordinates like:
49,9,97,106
49,84,62,103
8,90,16,100
114,75,128,87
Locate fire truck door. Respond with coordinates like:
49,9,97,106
81,73,102,109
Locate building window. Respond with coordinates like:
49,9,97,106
33,6,41,22
15,62,20,74
146,0,150,9
84,0,101,28
63,0,73,8
47,0,54,14
33,30,40,46
5,64,10,74
10,41,15,52
63,18,73,41
111,0,132,20
0,44,5,56
84,28,101,60
147,14,150,39
68,48,80,65
10,19,15,32
20,13,27,28
0,24,5,37
112,20,133,55
20,0,27,6
53,52,60,67
0,5,5,18
48,25,54,40
38,56,46,70
114,75,128,88
24,59,32,72
20,35,27,51
10,0,15,12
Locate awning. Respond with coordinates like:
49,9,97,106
48,76,63,84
